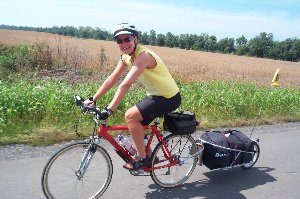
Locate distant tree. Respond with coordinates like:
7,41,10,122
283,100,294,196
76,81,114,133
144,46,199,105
268,41,283,60
149,29,156,46
293,38,300,61
188,33,217,52
248,32,274,58
191,34,205,50
50,26,60,34
138,31,148,45
283,38,300,61
178,34,186,49
156,33,165,46
77,26,85,38
200,34,208,51
93,27,106,40
235,45,249,56
185,34,194,50
204,35,217,52
165,32,175,48
65,26,76,37
235,35,249,55
218,37,235,53
172,35,179,48
188,34,198,50
84,26,94,39
236,35,247,46
268,38,300,61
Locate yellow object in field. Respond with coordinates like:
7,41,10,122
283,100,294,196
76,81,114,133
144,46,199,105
271,68,280,87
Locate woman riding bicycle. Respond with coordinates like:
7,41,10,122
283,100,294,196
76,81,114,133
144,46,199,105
86,23,181,170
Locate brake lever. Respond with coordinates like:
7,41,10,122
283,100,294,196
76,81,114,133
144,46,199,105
84,105,102,116
74,95,105,120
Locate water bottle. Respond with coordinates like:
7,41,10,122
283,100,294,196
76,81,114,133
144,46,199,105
117,135,136,156
144,135,148,146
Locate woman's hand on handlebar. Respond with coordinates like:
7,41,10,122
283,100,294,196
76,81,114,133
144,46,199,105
84,97,96,107
75,95,113,120
100,108,113,120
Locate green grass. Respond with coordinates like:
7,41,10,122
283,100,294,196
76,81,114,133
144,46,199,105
1,77,300,145
180,81,300,127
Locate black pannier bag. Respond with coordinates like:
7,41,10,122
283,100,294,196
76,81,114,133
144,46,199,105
200,131,232,170
163,111,197,135
200,130,255,170
227,130,254,164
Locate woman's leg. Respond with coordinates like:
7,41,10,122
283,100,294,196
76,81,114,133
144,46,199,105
123,93,181,169
125,106,146,159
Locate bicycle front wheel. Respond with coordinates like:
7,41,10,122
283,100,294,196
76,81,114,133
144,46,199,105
150,134,198,188
41,142,113,199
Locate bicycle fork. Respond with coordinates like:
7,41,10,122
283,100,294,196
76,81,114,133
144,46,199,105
75,143,97,180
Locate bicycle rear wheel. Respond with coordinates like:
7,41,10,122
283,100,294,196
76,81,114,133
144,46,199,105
41,142,113,199
150,134,198,188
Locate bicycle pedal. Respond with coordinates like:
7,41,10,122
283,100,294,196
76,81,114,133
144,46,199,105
129,169,148,176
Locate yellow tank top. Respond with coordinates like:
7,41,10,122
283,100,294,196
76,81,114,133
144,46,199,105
124,45,179,98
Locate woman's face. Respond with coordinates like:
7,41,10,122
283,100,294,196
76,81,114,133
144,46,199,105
116,34,136,55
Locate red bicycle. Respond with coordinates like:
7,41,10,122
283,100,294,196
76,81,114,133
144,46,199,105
41,95,199,199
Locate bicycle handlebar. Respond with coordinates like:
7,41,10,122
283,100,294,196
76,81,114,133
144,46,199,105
74,95,107,120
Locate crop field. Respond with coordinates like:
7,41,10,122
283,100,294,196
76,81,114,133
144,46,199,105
1,29,300,87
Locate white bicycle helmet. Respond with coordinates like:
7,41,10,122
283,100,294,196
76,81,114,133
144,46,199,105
113,23,138,38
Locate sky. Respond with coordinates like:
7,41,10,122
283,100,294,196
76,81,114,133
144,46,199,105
1,0,300,41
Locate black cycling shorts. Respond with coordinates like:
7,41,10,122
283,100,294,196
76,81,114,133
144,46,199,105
136,92,181,125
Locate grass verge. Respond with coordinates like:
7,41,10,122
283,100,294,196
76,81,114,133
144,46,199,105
1,77,299,145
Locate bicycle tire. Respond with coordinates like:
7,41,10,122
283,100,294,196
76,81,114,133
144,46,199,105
150,134,198,188
241,142,260,169
41,142,113,199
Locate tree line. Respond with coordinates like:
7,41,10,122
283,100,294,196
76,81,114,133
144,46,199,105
1,24,300,62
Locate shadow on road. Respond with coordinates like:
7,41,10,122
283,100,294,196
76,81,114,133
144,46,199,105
146,167,276,199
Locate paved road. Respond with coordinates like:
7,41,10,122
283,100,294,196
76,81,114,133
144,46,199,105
0,122,300,199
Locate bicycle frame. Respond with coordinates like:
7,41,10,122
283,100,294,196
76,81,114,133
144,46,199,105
97,121,177,172
41,96,200,198
74,95,178,172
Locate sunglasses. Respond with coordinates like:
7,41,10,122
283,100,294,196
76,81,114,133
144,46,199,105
116,36,134,44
